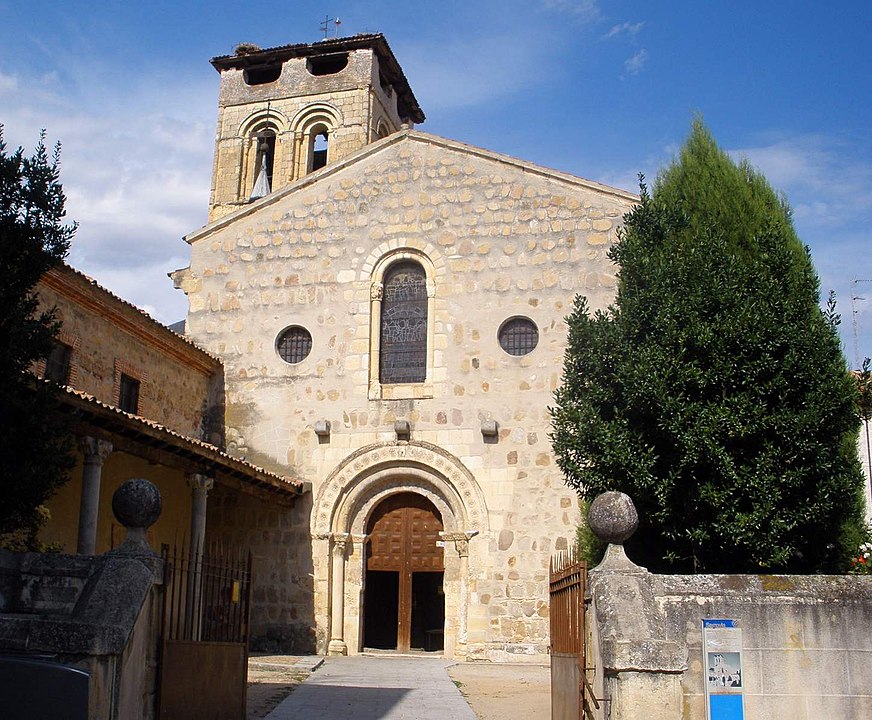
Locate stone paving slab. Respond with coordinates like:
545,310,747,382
264,655,477,720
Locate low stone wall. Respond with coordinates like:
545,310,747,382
0,549,163,720
587,556,872,720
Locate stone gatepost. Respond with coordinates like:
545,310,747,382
587,491,686,720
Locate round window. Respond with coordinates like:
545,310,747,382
498,317,539,356
276,326,313,364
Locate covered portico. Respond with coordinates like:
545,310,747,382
42,386,304,556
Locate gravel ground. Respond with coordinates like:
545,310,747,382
448,662,551,720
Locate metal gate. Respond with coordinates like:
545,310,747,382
549,550,597,720
158,544,253,720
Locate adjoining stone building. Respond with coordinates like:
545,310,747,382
172,33,637,660
32,264,304,567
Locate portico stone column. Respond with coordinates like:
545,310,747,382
328,533,351,656
187,473,214,559
76,436,113,555
186,474,214,640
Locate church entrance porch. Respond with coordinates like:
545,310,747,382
363,493,445,653
313,442,488,658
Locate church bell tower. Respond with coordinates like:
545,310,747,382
207,34,425,222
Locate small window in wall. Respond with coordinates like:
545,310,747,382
311,130,329,172
44,341,72,385
119,373,141,414
244,64,282,85
380,262,428,384
306,53,349,76
498,317,539,356
277,326,313,364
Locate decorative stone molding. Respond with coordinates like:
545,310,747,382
441,530,479,558
313,441,489,536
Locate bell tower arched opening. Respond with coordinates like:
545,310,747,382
363,492,445,653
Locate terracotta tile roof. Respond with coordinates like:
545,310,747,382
44,263,219,364
54,382,304,497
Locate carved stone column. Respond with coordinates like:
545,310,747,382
328,533,351,656
368,282,384,396
76,436,113,555
442,531,478,649
348,533,369,653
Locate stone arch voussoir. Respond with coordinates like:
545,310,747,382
313,441,489,536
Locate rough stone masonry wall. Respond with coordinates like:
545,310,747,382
183,133,636,658
587,564,872,720
210,48,401,221
206,484,317,652
37,270,220,439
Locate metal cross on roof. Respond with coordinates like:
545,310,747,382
320,15,342,39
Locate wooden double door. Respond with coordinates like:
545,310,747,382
364,493,445,653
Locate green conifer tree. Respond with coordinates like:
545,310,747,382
0,127,76,548
550,120,866,573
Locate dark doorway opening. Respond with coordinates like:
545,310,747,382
411,571,445,652
363,570,399,649
363,492,444,653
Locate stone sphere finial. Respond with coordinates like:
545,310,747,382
112,478,162,529
588,491,638,545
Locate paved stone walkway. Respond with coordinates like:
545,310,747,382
263,655,477,720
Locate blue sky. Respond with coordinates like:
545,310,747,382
2,1,871,364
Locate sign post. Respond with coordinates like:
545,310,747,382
702,619,745,720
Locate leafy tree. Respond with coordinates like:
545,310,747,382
0,126,76,548
551,120,866,573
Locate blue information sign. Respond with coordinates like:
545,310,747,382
702,619,744,720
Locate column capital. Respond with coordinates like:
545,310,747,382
370,281,383,301
350,533,369,547
440,530,478,558
332,532,351,556
79,436,113,464
187,473,215,494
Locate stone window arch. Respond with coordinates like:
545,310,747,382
237,110,288,202
368,250,436,400
290,103,342,180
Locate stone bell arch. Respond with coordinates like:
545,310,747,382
311,441,488,656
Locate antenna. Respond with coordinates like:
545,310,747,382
851,278,871,369
319,15,342,39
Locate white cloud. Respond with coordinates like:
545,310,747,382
731,135,872,226
0,70,18,94
540,0,601,23
623,48,649,76
2,62,215,324
605,21,644,39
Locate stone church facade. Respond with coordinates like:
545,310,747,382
173,34,636,661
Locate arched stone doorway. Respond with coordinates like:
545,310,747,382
363,492,445,653
312,442,489,658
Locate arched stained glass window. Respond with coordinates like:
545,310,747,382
380,261,428,384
